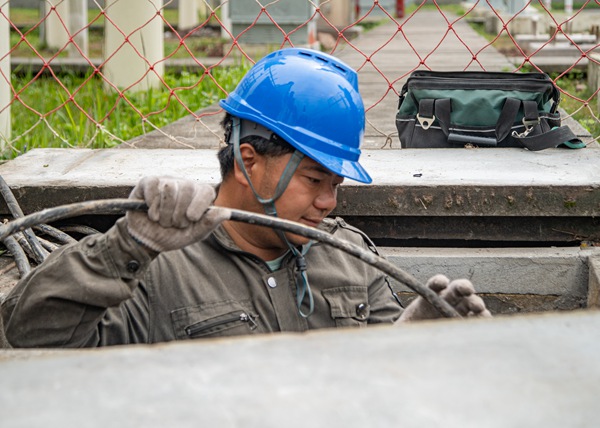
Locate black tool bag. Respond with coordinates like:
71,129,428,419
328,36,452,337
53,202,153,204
395,70,584,150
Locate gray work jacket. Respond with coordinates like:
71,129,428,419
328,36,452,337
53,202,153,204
3,217,402,348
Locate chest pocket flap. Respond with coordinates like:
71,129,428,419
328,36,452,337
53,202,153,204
322,287,370,327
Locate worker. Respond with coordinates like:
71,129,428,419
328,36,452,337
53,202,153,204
2,48,490,348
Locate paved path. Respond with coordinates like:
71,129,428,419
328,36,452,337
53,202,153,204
332,10,516,148
124,10,517,150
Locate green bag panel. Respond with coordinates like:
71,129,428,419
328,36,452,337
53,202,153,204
398,89,555,127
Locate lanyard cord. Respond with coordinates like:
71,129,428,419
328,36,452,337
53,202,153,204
230,117,315,317
292,242,315,317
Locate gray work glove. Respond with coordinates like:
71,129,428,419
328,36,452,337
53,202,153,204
126,176,228,253
398,274,492,322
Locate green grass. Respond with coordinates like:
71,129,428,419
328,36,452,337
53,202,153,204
405,2,466,16
6,8,41,25
550,1,600,10
553,71,600,139
3,63,251,160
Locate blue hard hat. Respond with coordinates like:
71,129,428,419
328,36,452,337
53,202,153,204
219,48,372,184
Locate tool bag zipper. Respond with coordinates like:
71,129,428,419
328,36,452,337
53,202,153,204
401,71,560,111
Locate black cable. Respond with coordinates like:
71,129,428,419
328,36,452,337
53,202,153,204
0,199,461,318
33,224,77,245
57,225,100,236
2,235,31,277
0,175,48,264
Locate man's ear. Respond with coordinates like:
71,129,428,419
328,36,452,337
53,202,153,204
233,143,262,187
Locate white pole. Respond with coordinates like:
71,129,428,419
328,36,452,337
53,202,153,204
103,0,164,91
45,0,70,50
68,0,88,57
0,1,10,151
179,0,199,32
565,0,573,15
198,0,208,20
220,0,230,40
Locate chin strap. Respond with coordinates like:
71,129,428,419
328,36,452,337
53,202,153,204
231,117,303,216
230,117,315,317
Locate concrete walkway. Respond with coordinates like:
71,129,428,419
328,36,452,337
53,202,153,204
332,9,518,148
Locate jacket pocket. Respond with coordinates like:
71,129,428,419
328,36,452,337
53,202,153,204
171,300,259,339
322,287,370,328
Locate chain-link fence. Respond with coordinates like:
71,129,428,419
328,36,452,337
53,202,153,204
0,0,598,159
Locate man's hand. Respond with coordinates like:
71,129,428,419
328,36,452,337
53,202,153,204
126,176,228,253
399,274,492,322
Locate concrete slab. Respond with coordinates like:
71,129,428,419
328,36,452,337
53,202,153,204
383,246,600,312
515,34,598,44
1,148,599,217
385,246,594,295
1,230,598,314
0,148,598,312
0,310,599,427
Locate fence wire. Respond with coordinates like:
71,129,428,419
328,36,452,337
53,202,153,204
0,0,598,159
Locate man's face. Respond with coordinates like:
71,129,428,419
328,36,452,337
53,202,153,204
256,153,344,247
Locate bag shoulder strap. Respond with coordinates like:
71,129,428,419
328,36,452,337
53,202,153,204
500,99,584,151
516,126,584,151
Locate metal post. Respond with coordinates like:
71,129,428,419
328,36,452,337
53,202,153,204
103,0,165,91
0,1,10,151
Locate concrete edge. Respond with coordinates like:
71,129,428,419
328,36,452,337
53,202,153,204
382,246,600,297
587,254,600,308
